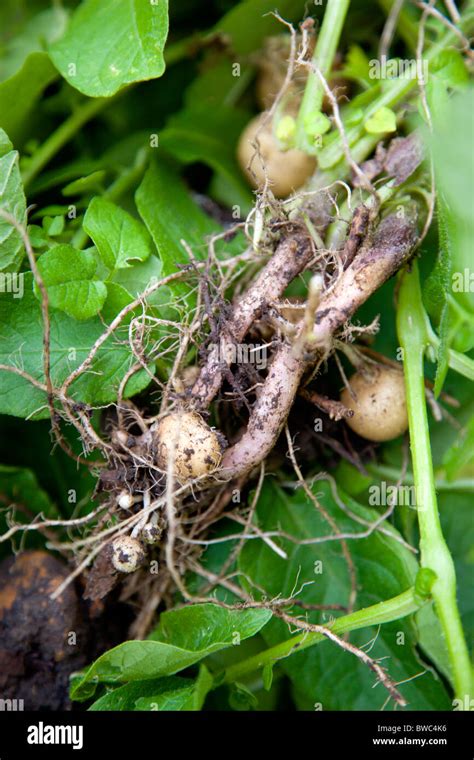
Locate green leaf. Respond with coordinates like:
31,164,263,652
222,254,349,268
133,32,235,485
439,491,474,655
303,111,332,141
48,0,169,97
262,662,274,692
215,0,309,56
0,273,151,418
42,215,65,237
0,52,58,145
275,115,297,144
0,128,27,271
62,170,107,197
442,418,474,482
32,205,74,219
27,224,49,249
340,45,372,87
228,682,258,711
433,301,451,397
426,49,469,115
107,258,176,336
89,676,195,711
424,197,452,322
149,603,271,646
110,254,163,302
36,245,107,321
424,89,474,379
0,463,58,554
364,106,397,135
0,464,56,518
135,159,218,299
71,603,271,701
0,131,13,156
429,89,474,316
135,666,213,710
83,196,152,272
431,49,469,86
415,604,452,683
190,664,214,711
0,6,68,81
239,479,451,710
425,193,453,397
89,665,213,711
334,460,372,496
29,158,104,197
185,59,251,110
159,106,253,212
96,281,135,322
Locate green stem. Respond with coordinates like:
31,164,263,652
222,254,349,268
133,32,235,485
311,131,380,188
426,323,474,382
325,178,397,249
296,0,351,152
282,132,380,217
318,78,411,170
301,6,472,188
444,349,474,381
316,14,471,171
217,586,423,685
366,463,474,494
22,97,109,189
397,263,472,704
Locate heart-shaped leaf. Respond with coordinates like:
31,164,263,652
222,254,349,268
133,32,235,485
36,245,107,320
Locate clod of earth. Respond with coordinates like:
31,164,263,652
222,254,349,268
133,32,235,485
0,551,86,709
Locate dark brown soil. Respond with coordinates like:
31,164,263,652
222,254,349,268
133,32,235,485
0,550,132,710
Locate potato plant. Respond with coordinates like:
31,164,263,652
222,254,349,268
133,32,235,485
0,0,473,718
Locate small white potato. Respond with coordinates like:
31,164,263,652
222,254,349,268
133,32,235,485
153,411,222,481
237,114,316,198
111,536,145,573
340,366,408,442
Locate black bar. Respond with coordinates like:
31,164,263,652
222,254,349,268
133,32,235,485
0,710,471,758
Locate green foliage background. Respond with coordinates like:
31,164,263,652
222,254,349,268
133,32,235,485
0,0,472,712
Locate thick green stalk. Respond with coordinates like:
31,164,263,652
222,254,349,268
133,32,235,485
296,0,351,151
397,263,472,704
218,586,423,685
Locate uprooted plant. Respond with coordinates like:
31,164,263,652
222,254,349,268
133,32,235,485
1,185,424,706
